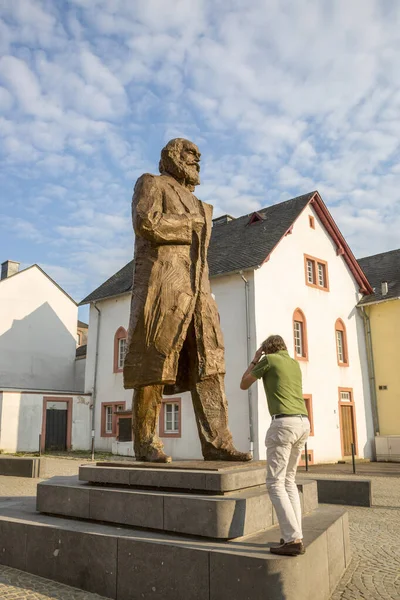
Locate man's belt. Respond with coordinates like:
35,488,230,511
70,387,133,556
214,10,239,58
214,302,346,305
271,414,306,420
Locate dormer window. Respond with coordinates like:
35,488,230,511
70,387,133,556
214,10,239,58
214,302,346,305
248,212,264,225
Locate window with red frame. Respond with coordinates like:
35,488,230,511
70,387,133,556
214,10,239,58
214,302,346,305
113,327,127,373
335,319,349,366
304,255,329,291
101,402,125,437
293,309,308,360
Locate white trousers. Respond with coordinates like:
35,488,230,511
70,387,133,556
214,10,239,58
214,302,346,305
265,415,310,543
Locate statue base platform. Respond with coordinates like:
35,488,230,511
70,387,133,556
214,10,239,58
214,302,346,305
36,461,318,540
0,489,350,600
0,461,352,599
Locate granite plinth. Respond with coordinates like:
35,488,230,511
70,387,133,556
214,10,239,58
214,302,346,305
80,461,267,493
0,456,40,478
0,495,350,600
37,475,318,540
315,478,372,507
96,459,266,470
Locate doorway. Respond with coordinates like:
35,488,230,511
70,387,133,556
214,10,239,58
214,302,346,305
45,402,67,451
41,397,72,453
338,389,358,457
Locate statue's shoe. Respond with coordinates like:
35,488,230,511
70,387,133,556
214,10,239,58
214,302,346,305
136,449,172,463
203,447,253,462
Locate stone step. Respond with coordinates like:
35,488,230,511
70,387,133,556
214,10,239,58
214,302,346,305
36,476,318,540
0,456,40,478
79,461,268,493
0,494,350,600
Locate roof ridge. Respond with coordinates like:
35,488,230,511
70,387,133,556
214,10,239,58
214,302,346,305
213,191,315,226
260,191,317,211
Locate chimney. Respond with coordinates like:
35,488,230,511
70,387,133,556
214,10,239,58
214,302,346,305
1,260,20,280
381,281,388,296
212,215,235,227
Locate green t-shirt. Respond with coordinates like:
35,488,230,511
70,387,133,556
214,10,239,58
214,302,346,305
251,350,308,417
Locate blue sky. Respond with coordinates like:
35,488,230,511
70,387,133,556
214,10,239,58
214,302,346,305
1,0,400,319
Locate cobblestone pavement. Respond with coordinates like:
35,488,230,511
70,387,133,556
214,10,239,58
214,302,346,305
300,472,400,600
1,459,400,599
0,460,107,599
0,565,108,599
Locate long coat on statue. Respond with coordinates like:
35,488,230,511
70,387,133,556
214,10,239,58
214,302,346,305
123,172,226,393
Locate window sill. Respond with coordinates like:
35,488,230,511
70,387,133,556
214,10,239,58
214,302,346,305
306,282,329,292
160,432,181,438
295,355,309,362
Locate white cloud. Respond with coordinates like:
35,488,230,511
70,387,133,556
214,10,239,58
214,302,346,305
0,86,13,111
0,55,62,119
1,0,400,301
0,215,45,242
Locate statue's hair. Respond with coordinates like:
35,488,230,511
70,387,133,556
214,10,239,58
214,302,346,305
262,335,287,354
159,138,186,174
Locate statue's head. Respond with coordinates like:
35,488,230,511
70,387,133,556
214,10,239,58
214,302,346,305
159,138,201,190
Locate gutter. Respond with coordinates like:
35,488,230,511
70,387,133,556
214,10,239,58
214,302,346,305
358,306,379,457
91,302,102,460
357,296,400,308
79,290,131,307
239,271,254,456
210,265,262,280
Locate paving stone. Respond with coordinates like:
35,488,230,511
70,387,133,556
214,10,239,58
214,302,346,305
0,564,108,599
1,461,400,600
300,471,400,600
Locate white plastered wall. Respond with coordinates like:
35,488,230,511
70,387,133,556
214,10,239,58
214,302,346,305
0,267,79,391
0,391,91,452
86,296,133,452
253,204,374,462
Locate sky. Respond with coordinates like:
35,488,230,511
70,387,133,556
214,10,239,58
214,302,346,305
1,0,400,319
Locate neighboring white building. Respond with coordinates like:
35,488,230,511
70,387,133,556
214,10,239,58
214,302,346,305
0,390,91,453
0,260,91,452
81,191,375,464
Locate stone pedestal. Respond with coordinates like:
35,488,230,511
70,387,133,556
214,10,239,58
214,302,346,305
0,461,350,599
37,461,318,539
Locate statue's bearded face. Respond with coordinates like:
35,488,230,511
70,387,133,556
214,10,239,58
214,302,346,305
178,142,201,187
159,139,201,189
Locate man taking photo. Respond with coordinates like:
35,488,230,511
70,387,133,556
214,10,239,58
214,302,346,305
240,334,310,556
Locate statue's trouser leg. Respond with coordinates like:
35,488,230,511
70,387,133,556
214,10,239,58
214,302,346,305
190,373,234,456
132,385,166,459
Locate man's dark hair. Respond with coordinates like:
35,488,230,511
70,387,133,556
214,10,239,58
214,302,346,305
262,335,287,354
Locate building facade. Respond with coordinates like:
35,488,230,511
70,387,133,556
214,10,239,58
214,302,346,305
0,260,90,453
358,249,400,461
82,191,375,463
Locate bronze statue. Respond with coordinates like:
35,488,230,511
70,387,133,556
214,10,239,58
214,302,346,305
123,138,252,463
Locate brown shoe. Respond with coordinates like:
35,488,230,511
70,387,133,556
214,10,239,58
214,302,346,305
270,541,305,556
203,447,253,462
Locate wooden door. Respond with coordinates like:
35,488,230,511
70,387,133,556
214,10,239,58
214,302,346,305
340,404,355,456
117,416,132,442
45,409,67,451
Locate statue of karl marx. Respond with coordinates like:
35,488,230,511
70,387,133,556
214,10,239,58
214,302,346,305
123,138,252,463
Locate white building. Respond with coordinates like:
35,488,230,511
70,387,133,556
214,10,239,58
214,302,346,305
81,191,375,464
0,260,91,453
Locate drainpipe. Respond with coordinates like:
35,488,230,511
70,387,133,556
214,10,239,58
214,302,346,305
240,271,254,456
91,302,101,461
358,306,379,459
